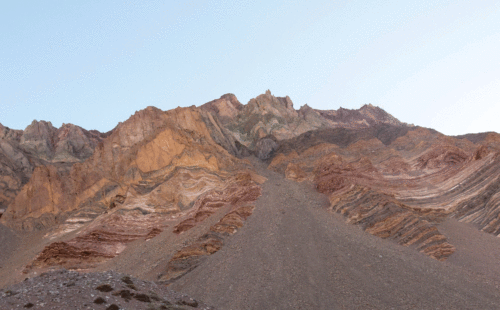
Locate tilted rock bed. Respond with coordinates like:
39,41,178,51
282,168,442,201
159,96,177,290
0,269,213,310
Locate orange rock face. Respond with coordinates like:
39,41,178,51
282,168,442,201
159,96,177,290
1,103,265,276
2,106,240,229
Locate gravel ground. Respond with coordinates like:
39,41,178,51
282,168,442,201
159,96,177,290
0,223,19,262
0,269,212,310
439,218,500,282
170,157,500,309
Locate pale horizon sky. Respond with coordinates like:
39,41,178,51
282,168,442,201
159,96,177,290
1,1,499,135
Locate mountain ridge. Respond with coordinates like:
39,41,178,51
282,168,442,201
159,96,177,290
2,90,500,309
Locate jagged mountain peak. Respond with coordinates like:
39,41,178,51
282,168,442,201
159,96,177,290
27,119,55,128
200,93,243,124
244,90,297,120
199,92,409,159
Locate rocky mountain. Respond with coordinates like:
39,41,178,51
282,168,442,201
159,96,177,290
2,90,500,309
0,121,109,215
204,90,408,160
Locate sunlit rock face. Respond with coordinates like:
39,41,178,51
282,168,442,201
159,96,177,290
1,104,264,275
2,106,244,229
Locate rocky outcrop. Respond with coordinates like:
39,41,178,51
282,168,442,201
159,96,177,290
2,106,245,230
315,104,404,128
200,93,243,124
0,121,107,212
222,90,318,151
267,122,500,260
254,137,279,160
329,186,455,260
1,104,268,280
161,205,256,283
209,91,410,157
19,120,107,163
0,145,30,210
167,169,263,259
24,170,262,274
173,172,261,235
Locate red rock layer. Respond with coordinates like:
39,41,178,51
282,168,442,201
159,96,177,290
330,186,455,260
26,211,166,270
210,206,255,235
28,242,115,270
24,169,262,272
160,172,261,282
173,173,261,234
268,125,500,260
161,206,256,282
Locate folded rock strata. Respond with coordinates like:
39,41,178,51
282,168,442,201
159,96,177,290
161,205,256,282
330,186,455,260
2,89,500,280
4,105,263,277
268,122,500,260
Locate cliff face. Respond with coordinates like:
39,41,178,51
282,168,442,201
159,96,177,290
0,121,108,211
2,90,500,279
200,93,243,124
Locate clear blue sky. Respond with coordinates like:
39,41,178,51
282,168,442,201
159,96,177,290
1,1,499,135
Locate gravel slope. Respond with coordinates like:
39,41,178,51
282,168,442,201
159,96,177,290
0,223,19,265
438,218,500,282
170,158,500,309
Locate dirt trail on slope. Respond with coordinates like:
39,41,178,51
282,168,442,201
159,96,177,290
170,157,500,309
